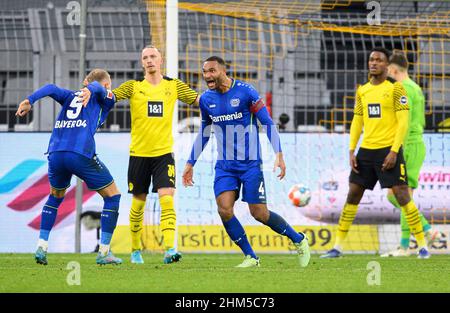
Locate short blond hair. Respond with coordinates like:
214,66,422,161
142,45,163,58
85,68,111,84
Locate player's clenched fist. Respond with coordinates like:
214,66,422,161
80,87,92,107
16,99,32,117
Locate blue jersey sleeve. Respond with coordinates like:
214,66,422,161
246,85,282,153
187,96,212,166
27,84,73,106
86,81,115,111
247,84,262,110
255,106,282,153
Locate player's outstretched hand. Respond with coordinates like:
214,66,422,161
78,87,92,107
16,99,32,117
182,163,194,187
349,150,359,173
382,150,397,171
274,152,286,180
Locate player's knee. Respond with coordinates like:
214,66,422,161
217,206,233,220
158,187,175,198
249,207,269,223
134,193,147,202
346,184,364,204
346,193,360,205
393,188,410,206
50,188,66,198
111,184,120,195
251,211,266,223
396,196,409,207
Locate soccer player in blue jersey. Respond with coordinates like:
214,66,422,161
182,56,310,268
15,69,122,265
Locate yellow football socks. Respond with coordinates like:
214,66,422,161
401,200,426,248
130,197,145,251
335,203,359,249
160,195,176,251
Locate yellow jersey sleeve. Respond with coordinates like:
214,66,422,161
391,110,409,153
350,87,363,150
174,79,198,105
393,82,409,111
113,80,136,101
354,87,363,116
350,115,363,151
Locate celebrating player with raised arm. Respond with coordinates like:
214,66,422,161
182,56,310,268
16,69,122,265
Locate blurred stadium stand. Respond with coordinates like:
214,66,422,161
0,0,149,131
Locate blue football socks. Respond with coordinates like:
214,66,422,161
223,215,257,259
39,195,64,241
266,210,304,243
100,194,121,245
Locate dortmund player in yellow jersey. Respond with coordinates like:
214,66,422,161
381,52,441,257
321,47,430,259
113,45,199,264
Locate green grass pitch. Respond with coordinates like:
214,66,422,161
1,253,449,293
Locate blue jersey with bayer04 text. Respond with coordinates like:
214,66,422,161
196,79,280,171
28,82,115,159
